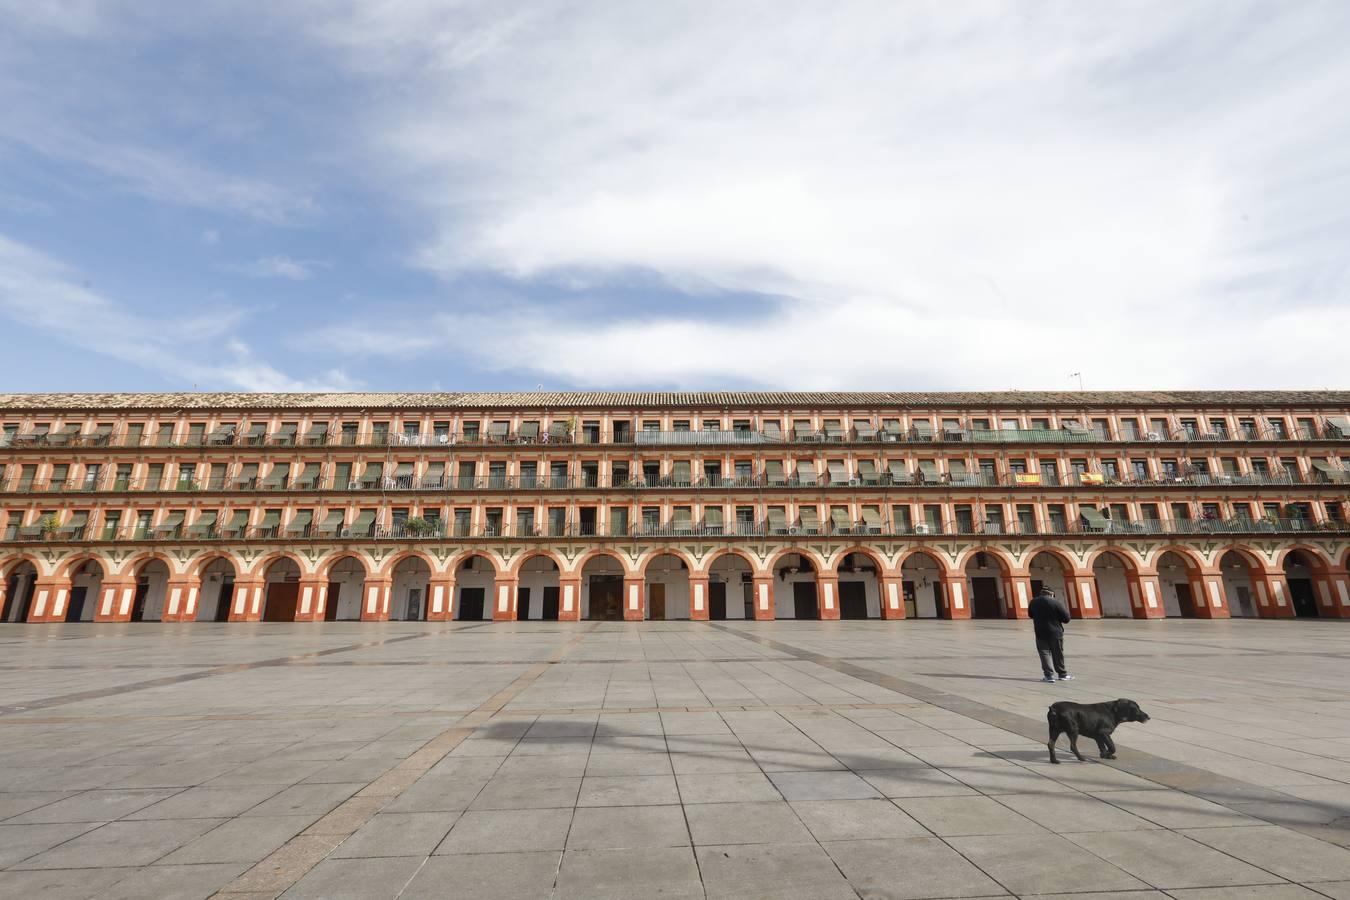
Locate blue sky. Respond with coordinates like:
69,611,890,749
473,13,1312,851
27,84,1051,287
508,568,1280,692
1,1,1347,393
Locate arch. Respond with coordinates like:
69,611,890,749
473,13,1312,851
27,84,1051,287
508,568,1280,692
900,550,947,618
699,547,761,578
637,547,698,578
581,551,629,621
246,549,307,580
954,546,1015,573
454,551,497,621
448,549,501,576
377,549,439,579
1154,549,1202,618
115,550,175,579
1,553,44,580
389,555,433,621
188,551,242,580
1083,547,1142,573
964,549,1011,619
1144,545,1204,574
1276,545,1333,575
1,559,40,623
1217,549,1262,618
772,550,822,620
324,554,369,621
57,552,107,580
897,547,952,573
643,551,690,621
707,551,755,621
572,547,634,577
508,549,566,579
1281,548,1325,618
1020,546,1078,575
65,558,105,623
131,558,172,622
260,555,302,622
1091,550,1137,618
764,545,828,574
828,545,889,577
196,556,238,623
318,551,370,579
835,550,884,620
1026,549,1072,608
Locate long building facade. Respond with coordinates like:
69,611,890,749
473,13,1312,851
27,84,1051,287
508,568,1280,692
2,391,1349,625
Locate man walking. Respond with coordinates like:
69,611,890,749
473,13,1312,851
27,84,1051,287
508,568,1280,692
1028,586,1073,683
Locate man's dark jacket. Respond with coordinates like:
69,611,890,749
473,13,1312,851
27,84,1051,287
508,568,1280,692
1028,592,1070,637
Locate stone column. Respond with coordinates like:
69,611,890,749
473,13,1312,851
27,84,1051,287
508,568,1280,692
688,576,710,621
623,576,645,621
1310,568,1348,619
1187,569,1230,619
292,576,329,622
942,575,971,619
27,576,73,623
557,576,582,621
1005,574,1033,619
1322,567,1350,619
426,576,456,621
751,574,775,620
1070,574,1102,619
95,576,137,622
815,573,841,620
492,576,520,621
1128,573,1167,619
229,577,266,622
162,576,203,622
879,574,906,619
1252,570,1296,618
360,577,393,621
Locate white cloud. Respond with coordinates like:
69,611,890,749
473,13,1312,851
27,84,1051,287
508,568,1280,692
0,233,356,391
229,255,326,281
306,1,1350,388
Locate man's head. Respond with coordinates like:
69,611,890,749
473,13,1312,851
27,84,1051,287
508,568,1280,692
1043,586,1056,598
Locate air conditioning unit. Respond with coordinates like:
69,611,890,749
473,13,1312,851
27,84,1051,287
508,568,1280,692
787,526,801,535
847,478,860,487
1146,432,1162,441
915,524,930,534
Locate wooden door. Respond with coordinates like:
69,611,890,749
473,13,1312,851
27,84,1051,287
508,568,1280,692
902,581,917,618
217,579,234,621
1289,580,1319,617
542,587,560,620
517,587,531,621
793,582,818,619
709,582,727,620
839,581,868,619
1174,583,1196,618
649,584,666,620
458,587,485,620
66,587,87,622
971,578,1002,619
589,578,622,620
325,582,340,620
264,583,299,621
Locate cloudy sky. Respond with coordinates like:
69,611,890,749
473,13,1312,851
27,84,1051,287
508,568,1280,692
1,1,1347,393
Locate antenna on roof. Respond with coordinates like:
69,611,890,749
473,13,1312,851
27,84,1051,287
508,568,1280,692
1069,373,1083,391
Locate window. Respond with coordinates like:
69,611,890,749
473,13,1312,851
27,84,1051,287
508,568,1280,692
1108,503,1130,523
484,508,503,535
970,418,990,431
519,461,537,486
434,421,450,439
1031,418,1050,431
954,505,974,533
1170,502,1191,522
1208,418,1228,438
703,461,722,485
1016,504,1036,532
641,506,660,529
1238,418,1257,439
735,506,755,534
1179,418,1198,439
1139,502,1160,523
1267,418,1287,439
372,421,389,443
1149,418,1168,438
1047,504,1067,532
453,508,472,536
516,508,535,536
1092,418,1111,439
673,419,690,433
1102,459,1119,480
1130,458,1149,480
1120,419,1140,440
1297,417,1316,439
1251,457,1270,476
102,510,121,539
462,421,480,440
609,507,628,536
341,423,358,445
891,505,911,532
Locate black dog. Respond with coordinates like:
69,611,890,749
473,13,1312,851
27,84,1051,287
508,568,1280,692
1047,699,1150,764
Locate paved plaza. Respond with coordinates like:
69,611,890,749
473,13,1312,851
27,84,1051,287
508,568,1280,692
1,620,1350,898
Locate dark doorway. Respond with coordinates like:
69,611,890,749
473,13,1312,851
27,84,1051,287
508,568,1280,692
970,578,1002,619
839,581,868,619
541,586,560,621
4,572,36,622
325,583,341,621
217,578,234,622
710,581,728,620
458,587,485,621
66,587,87,623
401,588,423,621
517,587,532,621
649,584,666,620
264,583,299,621
793,581,819,619
589,576,623,620
1174,583,1196,618
1289,580,1319,618
131,582,150,622
1030,579,1044,597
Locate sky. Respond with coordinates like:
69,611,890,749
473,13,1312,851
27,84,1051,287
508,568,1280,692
1,1,1347,394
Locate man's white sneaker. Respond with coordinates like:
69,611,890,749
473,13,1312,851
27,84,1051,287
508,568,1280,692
1041,675,1057,683
1058,674,1074,681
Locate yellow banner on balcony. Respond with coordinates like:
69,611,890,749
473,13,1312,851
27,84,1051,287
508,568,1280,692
1079,473,1104,485
1014,473,1042,485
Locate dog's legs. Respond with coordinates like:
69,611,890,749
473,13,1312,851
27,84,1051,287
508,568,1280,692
1066,728,1086,762
1047,723,1061,764
1101,734,1117,759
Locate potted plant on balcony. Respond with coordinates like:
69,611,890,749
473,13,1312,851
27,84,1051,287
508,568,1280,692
402,516,435,537
39,513,62,540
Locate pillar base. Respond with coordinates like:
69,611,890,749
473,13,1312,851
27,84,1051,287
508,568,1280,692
558,577,582,621
292,577,329,622
1129,575,1167,618
1253,572,1296,618
942,576,971,619
95,577,137,622
27,578,73,623
879,576,905,619
816,575,840,620
688,577,710,621
361,578,393,621
1006,575,1032,619
752,576,775,620
492,577,520,621
162,577,203,622
426,578,455,621
1071,576,1102,619
623,577,645,621
229,578,265,622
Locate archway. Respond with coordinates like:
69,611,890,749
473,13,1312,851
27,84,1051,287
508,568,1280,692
516,554,561,621
707,552,753,620
390,556,431,621
454,553,496,621
964,551,1008,619
1092,551,1135,618
836,551,882,619
324,555,367,621
131,559,170,622
900,551,945,618
1155,550,1201,618
66,559,104,622
643,552,690,620
2,560,39,622
1217,550,1260,618
196,557,237,622
773,552,818,619
582,553,626,621
1283,550,1320,618
262,557,301,622
1027,551,1072,607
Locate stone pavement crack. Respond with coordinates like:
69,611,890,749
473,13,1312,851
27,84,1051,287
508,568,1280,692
709,621,1350,849
0,624,493,716
211,622,600,898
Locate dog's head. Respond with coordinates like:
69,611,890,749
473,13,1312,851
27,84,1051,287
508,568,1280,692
1112,699,1150,723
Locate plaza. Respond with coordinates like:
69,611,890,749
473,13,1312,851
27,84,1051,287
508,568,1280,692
1,618,1350,898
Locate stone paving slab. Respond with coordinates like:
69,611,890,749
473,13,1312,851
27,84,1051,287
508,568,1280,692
0,619,1348,897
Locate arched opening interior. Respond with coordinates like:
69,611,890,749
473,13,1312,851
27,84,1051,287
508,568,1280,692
262,557,301,622
773,553,818,619
1092,552,1134,618
1027,552,1071,607
1283,551,1320,618
132,560,170,622
454,554,496,621
708,553,753,620
644,553,689,620
66,560,104,622
837,552,882,619
517,555,561,621
325,556,366,621
582,554,625,621
1156,551,1199,618
197,558,236,622
1218,551,1260,618
390,557,431,621
964,551,1007,619
2,561,39,623
901,552,944,618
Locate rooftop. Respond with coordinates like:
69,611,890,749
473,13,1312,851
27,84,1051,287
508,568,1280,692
0,390,1348,411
